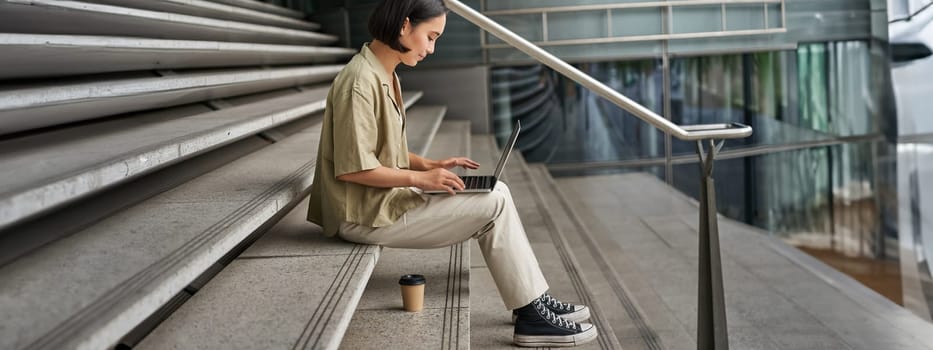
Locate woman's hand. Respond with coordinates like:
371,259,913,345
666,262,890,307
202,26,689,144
438,157,480,170
412,168,465,195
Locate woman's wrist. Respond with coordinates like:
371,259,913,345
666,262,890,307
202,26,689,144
405,169,419,187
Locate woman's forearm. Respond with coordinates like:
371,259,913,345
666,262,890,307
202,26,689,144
336,166,416,188
338,164,465,194
408,152,439,171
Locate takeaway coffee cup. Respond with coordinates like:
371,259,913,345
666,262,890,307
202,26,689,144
399,274,426,312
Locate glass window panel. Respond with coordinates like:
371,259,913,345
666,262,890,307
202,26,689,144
548,10,608,41
824,41,875,136
725,4,764,31
487,14,543,45
611,7,663,37
671,5,722,34
767,4,783,29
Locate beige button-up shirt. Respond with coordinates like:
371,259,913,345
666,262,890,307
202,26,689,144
307,43,425,237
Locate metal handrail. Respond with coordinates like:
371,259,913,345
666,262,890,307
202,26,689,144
444,0,753,141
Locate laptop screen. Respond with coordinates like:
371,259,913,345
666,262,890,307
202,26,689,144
493,121,521,179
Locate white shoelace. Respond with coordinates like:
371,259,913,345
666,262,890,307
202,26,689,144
541,293,575,313
534,299,578,330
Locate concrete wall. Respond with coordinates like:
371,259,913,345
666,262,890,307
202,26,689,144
398,65,491,134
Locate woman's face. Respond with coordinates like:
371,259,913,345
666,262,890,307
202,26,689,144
398,14,446,67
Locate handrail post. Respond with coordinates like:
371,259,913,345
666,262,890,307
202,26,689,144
696,140,729,350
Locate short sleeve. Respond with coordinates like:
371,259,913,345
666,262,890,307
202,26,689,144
333,85,382,177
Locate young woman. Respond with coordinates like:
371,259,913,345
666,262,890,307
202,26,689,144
306,0,597,346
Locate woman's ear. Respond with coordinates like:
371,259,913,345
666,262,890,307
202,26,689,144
400,17,411,36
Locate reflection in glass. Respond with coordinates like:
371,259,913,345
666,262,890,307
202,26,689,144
490,60,664,163
670,142,890,259
497,41,881,163
670,41,878,154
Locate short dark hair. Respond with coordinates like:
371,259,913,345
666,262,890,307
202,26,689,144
368,0,448,53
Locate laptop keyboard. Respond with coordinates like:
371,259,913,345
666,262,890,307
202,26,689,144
461,176,493,190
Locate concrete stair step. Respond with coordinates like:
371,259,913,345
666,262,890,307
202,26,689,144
339,120,472,350
133,195,382,350
519,163,637,350
128,105,450,350
465,134,499,176
206,0,305,19
0,33,354,79
0,0,337,45
83,0,321,31
0,65,343,135
0,86,326,231
340,245,470,350
405,106,448,156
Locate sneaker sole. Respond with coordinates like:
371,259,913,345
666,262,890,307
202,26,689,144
513,326,598,347
512,308,591,324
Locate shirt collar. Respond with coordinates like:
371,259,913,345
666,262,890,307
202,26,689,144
360,42,393,85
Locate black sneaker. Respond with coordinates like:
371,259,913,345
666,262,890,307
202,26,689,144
513,298,598,347
512,292,591,323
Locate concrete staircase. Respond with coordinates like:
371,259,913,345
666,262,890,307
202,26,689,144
0,1,468,349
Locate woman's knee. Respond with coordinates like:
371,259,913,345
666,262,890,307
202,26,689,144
492,181,515,202
495,181,511,194
486,182,516,213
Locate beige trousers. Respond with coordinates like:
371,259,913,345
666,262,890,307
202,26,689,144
338,181,549,310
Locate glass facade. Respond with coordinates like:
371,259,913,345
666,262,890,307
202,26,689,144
490,39,899,300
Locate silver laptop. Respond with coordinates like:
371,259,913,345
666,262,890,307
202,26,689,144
425,121,521,194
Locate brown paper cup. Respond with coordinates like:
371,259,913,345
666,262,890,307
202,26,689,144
399,274,426,312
